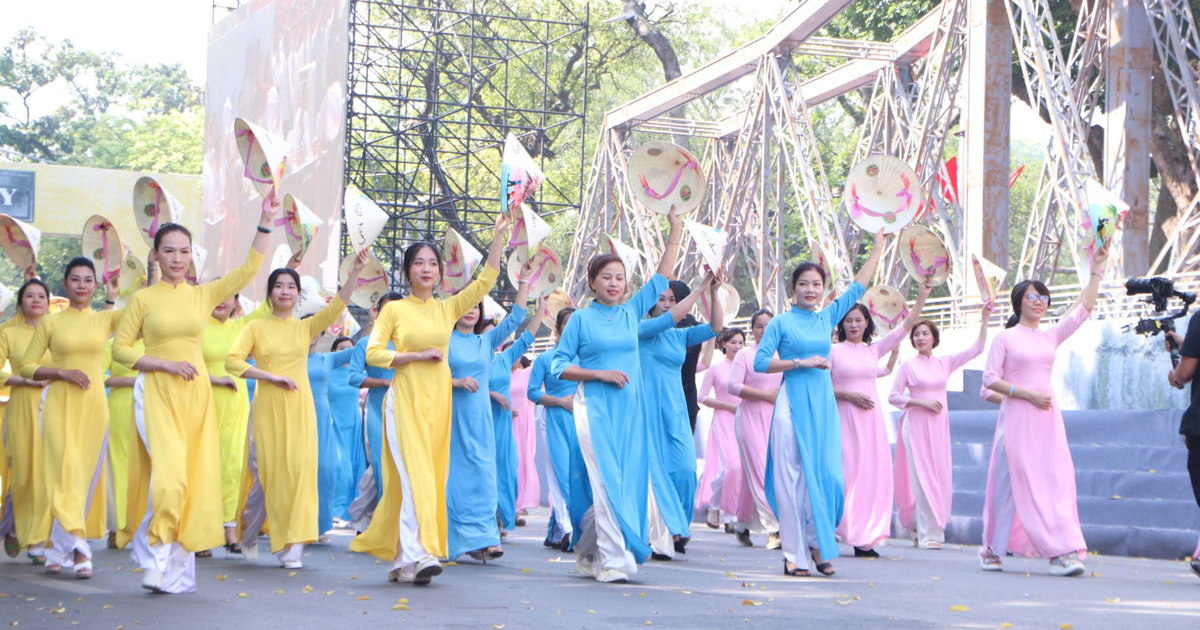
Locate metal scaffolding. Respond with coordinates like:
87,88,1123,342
342,0,588,291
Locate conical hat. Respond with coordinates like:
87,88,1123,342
343,185,389,252
506,245,563,300
328,310,361,338
296,275,326,318
236,295,258,319
971,254,1006,310
628,142,707,215
132,176,185,246
116,256,147,309
683,219,727,273
440,228,483,295
507,204,552,260
500,134,546,215
810,241,841,295
541,289,574,325
0,215,41,271
340,253,388,309
188,244,208,285
48,296,70,314
0,284,13,315
270,244,294,272
860,285,909,334
279,194,320,257
899,225,951,287
81,215,127,284
694,282,740,323
845,155,921,234
234,118,289,201
1083,178,1129,251
482,295,505,324
604,235,643,280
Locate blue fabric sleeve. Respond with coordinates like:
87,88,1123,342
527,353,548,404
347,339,368,388
328,346,356,366
637,311,676,340
487,304,528,352
684,322,718,346
753,316,782,373
550,314,581,378
827,281,866,328
499,330,534,368
628,273,669,319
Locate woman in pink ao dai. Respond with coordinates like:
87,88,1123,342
888,303,991,550
697,328,747,538
831,284,929,556
977,245,1109,577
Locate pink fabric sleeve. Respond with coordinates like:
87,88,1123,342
877,365,892,377
1049,303,1091,346
727,350,749,397
945,336,985,373
696,359,710,374
872,325,908,359
981,330,1009,389
887,363,912,408
699,364,717,403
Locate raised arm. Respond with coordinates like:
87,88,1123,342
487,304,529,352
901,282,932,332
656,209,684,279
334,249,370,307
1077,240,1110,313
307,296,349,341
483,212,511,275
853,230,888,287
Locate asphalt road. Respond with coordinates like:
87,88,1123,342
2,510,1198,629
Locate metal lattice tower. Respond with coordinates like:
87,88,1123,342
342,0,588,291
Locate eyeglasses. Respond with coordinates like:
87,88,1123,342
1024,293,1050,305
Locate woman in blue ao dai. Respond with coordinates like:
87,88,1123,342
754,233,887,577
445,263,541,562
306,331,357,539
527,307,580,549
550,211,687,584
489,306,541,535
327,336,363,522
639,278,724,559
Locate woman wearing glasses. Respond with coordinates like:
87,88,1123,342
977,245,1109,577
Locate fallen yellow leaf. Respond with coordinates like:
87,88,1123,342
237,593,248,599
1000,624,1014,629
51,607,66,614
493,625,505,629
397,598,408,604
75,598,83,602
1106,597,1120,603
392,604,410,611
350,574,359,580
646,623,653,626
949,605,970,612
742,600,762,606
445,562,457,566
639,593,647,597
287,571,297,577
680,590,691,595
356,595,371,601
102,605,114,610
301,586,313,594
272,589,283,595
588,610,596,614
322,590,336,596
1061,625,1073,630
215,575,227,581
521,568,532,573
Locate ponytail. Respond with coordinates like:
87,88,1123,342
1004,313,1021,329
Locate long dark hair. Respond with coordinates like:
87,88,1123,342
836,303,876,344
1005,280,1050,328
555,306,577,336
331,336,354,351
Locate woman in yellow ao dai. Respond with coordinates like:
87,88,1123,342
226,250,368,568
111,207,275,594
21,261,121,578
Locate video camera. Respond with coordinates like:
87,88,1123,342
1123,276,1196,367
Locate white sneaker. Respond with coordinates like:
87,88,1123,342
576,553,597,578
596,568,629,583
979,549,1003,572
242,544,258,562
1048,555,1085,577
282,560,302,570
766,533,782,550
413,557,442,585
141,568,164,593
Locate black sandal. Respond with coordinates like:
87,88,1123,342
811,549,835,576
854,546,879,558
195,549,213,558
650,552,672,561
782,559,810,577
224,542,242,555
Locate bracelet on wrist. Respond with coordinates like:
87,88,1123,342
257,225,272,234
1008,384,1015,397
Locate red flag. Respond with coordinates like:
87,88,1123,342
937,157,959,205
1009,164,1026,188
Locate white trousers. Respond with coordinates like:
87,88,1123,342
130,374,195,593
984,423,1017,557
46,432,109,567
536,406,571,542
736,411,779,534
572,385,636,580
646,483,673,557
277,542,304,564
384,389,429,570
903,422,945,546
770,389,818,570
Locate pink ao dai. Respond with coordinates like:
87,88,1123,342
726,344,782,529
696,358,745,519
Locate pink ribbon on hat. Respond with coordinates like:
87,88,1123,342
4,224,31,249
868,298,906,327
508,218,528,249
638,157,700,201
907,237,948,277
236,128,283,210
143,186,163,240
92,223,119,283
849,173,914,224
274,208,304,245
524,254,551,288
356,274,385,288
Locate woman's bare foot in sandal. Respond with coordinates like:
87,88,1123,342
810,549,835,576
782,559,810,577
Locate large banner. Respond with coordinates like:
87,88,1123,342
202,0,349,296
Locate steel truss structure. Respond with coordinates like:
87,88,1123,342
568,0,1200,316
342,0,588,291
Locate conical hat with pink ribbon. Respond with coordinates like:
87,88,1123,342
971,254,1005,310
500,134,546,215
0,216,41,271
860,284,909,334
440,228,483,295
116,253,146,308
507,204,552,260
628,142,707,215
132,176,184,246
844,155,921,234
506,245,562,299
340,253,388,309
234,118,288,202
81,215,128,284
541,288,573,325
280,194,321,257
693,281,740,323
899,225,950,287
187,244,208,285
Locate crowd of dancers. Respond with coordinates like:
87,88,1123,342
2,188,1196,595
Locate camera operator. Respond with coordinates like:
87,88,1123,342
1165,316,1200,578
